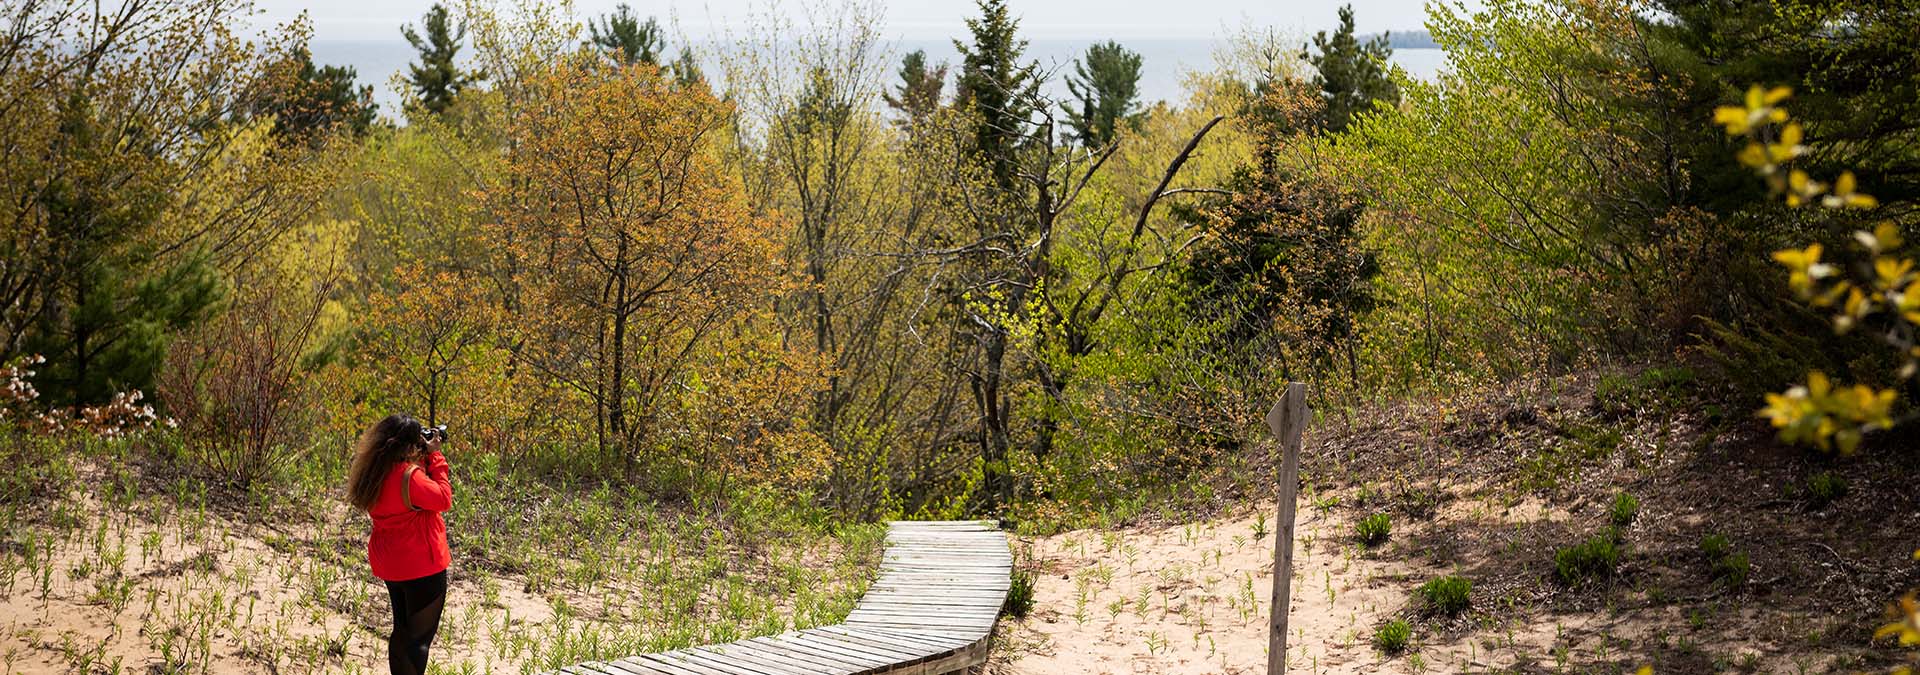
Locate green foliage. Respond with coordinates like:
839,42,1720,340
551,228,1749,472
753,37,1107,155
402,3,480,118
883,50,947,120
1699,534,1748,586
1063,41,1143,147
1003,565,1037,618
669,47,704,87
254,48,377,144
1609,491,1639,527
25,255,222,407
1356,512,1391,545
953,0,1037,187
1416,574,1471,615
1699,533,1730,561
1802,471,1849,509
0,433,78,507
1302,4,1398,133
1554,534,1621,584
1184,83,1378,385
588,4,664,65
1374,618,1411,654
1594,367,1696,416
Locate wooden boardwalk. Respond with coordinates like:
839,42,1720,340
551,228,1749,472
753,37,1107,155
549,520,1011,675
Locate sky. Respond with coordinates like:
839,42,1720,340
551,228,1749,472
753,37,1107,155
252,0,1452,42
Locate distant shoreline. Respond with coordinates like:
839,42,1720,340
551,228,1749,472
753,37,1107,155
312,37,1449,121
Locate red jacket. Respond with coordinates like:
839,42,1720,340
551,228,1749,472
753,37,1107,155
366,451,452,582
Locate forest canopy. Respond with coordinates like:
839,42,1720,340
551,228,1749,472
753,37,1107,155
0,0,1913,529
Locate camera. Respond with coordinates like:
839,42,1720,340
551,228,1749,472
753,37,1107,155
422,424,449,443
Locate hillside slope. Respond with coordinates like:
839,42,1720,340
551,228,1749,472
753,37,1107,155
989,372,1919,674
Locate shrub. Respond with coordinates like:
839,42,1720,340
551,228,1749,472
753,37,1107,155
1003,565,1036,618
1374,619,1411,654
1417,574,1472,615
1804,472,1849,508
158,272,334,484
1554,535,1621,584
1356,512,1391,545
1609,491,1639,527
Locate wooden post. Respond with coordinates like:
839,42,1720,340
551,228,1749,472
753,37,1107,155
1265,382,1308,675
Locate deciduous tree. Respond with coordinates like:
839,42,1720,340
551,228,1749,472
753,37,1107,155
498,57,781,469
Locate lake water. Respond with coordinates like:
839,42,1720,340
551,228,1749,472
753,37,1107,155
309,38,1447,122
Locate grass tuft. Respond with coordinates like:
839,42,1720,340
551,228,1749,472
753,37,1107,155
1374,619,1412,654
1609,491,1639,527
1355,512,1391,546
1416,574,1471,615
1803,472,1848,509
1003,565,1036,618
1699,533,1749,586
1554,534,1621,584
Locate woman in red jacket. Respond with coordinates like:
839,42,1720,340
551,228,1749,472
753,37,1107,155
346,414,452,675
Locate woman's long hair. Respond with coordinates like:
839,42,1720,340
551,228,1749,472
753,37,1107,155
347,414,426,510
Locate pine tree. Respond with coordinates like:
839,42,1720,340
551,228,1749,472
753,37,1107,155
883,49,947,121
254,47,377,145
402,3,479,118
1062,41,1143,147
1303,4,1398,133
669,47,704,87
1184,83,1379,384
589,4,665,65
954,0,1036,187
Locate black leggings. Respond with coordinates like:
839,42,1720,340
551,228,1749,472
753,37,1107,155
383,570,447,675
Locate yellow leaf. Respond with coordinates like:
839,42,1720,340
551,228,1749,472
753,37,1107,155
1713,106,1749,135
1807,371,1831,396
1878,222,1905,250
1763,86,1792,105
1780,122,1802,147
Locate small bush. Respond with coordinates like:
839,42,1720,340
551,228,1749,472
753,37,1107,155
1554,535,1621,584
1003,565,1036,618
1356,512,1391,545
1416,574,1471,615
1609,492,1639,527
1374,619,1411,654
1804,472,1849,508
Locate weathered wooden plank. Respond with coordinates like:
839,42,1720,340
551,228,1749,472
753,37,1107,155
660,649,779,675
617,656,716,675
815,625,965,653
743,637,888,671
600,659,680,675
634,652,747,675
778,631,923,664
695,643,839,675
808,626,949,655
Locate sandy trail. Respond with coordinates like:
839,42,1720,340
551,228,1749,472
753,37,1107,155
985,489,1843,675
989,503,1418,675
